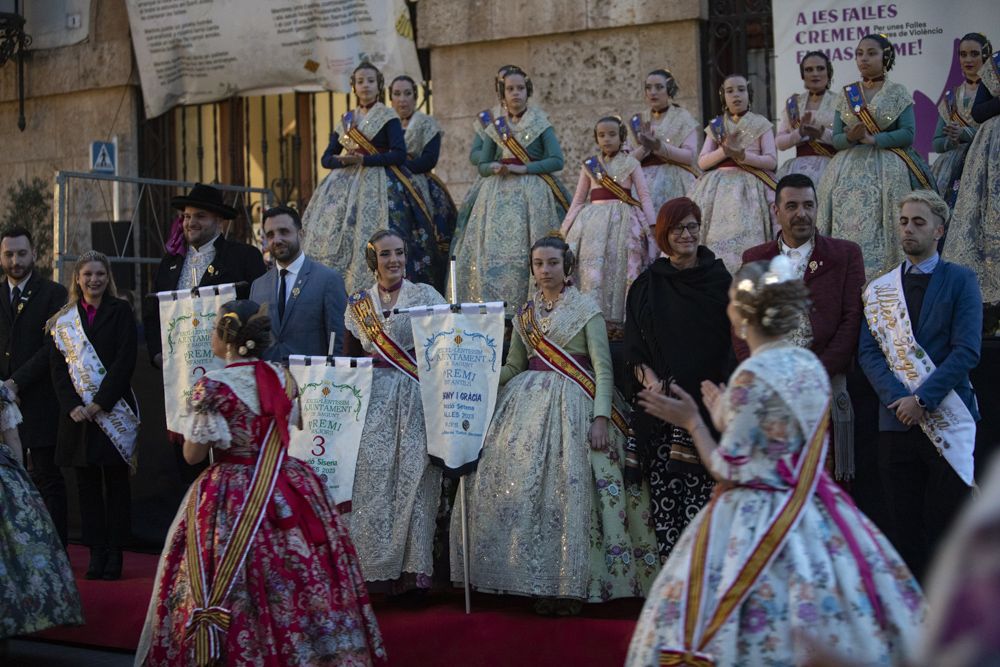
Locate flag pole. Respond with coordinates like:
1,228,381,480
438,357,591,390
450,256,472,615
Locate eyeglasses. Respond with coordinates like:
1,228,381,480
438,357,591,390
669,222,701,236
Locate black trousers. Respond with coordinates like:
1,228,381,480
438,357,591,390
27,446,68,547
75,465,131,547
878,428,972,581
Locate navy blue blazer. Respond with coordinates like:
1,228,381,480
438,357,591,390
858,260,982,431
249,256,347,362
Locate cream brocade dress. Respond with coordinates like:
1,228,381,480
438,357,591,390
692,112,777,273
561,152,658,326
635,105,700,212
817,81,928,279
452,288,659,601
776,89,841,184
949,59,1000,303
345,280,446,582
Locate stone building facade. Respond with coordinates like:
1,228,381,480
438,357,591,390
416,0,707,201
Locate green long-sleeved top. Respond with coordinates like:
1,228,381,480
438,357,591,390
475,126,565,177
931,115,976,153
499,314,612,420
832,104,916,151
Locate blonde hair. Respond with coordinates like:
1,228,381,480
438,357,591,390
68,250,118,306
898,189,950,228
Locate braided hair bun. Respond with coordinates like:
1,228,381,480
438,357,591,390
216,300,272,358
732,260,811,337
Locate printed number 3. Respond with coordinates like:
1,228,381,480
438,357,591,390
311,435,326,457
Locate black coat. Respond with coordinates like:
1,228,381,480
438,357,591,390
0,274,68,448
141,235,266,361
50,297,138,467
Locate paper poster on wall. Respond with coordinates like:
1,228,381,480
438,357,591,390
772,0,993,158
124,0,422,117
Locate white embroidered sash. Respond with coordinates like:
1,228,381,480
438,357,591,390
51,308,140,466
863,267,976,485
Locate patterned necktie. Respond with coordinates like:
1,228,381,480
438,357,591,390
277,269,289,322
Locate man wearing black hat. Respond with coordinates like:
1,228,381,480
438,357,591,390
142,183,266,369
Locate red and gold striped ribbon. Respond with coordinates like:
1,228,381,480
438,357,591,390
584,158,642,207
349,291,419,383
670,406,830,661
497,129,571,211
851,93,933,190
345,126,435,223
185,367,295,666
518,303,630,436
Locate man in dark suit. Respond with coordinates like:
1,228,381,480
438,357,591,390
859,189,981,581
734,173,866,477
250,205,346,361
0,225,69,544
141,183,265,484
142,183,266,368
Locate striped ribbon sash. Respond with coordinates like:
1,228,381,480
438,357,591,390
583,156,641,206
343,113,434,223
184,363,295,666
493,116,571,210
348,290,419,383
844,83,933,189
939,89,972,129
709,115,777,191
517,302,630,437
785,94,835,157
661,405,831,665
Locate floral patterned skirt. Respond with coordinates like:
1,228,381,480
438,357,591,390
136,456,386,666
692,167,774,274
949,117,1000,302
0,444,83,639
626,483,924,666
641,163,696,216
452,370,659,601
303,164,443,294
565,200,653,325
776,154,832,188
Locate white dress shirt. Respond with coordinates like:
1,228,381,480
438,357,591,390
276,251,306,307
178,234,221,289
779,234,814,279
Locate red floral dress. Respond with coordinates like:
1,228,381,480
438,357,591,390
137,363,386,666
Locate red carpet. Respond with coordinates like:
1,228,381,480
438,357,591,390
33,546,643,664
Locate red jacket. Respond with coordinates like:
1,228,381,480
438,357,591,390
733,233,865,376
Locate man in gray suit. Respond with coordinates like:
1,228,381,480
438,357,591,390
250,205,346,361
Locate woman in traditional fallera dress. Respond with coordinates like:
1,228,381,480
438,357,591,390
817,34,937,279
137,300,385,666
389,75,457,276
626,258,923,667
949,41,1000,304
449,65,571,315
931,34,991,204
452,234,658,614
342,229,446,591
561,116,657,334
0,388,83,640
48,250,137,582
303,61,442,293
692,74,778,273
623,198,732,562
776,51,841,184
630,69,700,212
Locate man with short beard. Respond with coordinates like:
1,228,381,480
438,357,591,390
250,205,346,361
859,189,981,581
0,225,69,544
734,173,865,478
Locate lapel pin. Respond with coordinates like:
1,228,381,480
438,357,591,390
207,265,216,275
291,287,301,298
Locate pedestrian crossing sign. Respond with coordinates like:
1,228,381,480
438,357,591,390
91,141,116,174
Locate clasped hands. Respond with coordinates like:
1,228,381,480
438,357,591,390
70,402,102,423
797,111,824,141
489,162,527,175
887,395,925,427
846,122,875,145
634,364,726,433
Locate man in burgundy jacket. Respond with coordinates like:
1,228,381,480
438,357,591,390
733,173,866,476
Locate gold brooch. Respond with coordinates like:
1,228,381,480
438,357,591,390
291,287,301,298
16,303,24,314
207,265,216,275
808,260,818,272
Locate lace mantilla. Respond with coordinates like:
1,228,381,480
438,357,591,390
515,286,602,351
644,105,699,148
837,80,912,130
404,111,442,156
705,111,774,151
786,90,839,131
481,106,554,156
338,103,397,153
346,280,447,353
586,151,640,186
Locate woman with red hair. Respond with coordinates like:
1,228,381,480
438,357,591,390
623,197,733,560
